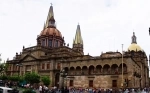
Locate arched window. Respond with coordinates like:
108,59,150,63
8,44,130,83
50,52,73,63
55,40,58,47
42,39,45,46
48,40,52,47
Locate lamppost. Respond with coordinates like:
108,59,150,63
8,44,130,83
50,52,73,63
60,69,68,88
16,63,22,77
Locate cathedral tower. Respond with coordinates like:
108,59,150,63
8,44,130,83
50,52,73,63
128,32,142,52
37,4,64,48
73,24,84,54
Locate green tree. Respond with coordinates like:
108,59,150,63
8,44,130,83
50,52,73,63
0,75,8,80
23,89,36,93
24,72,40,85
8,76,19,81
19,76,24,82
41,76,50,86
0,62,8,75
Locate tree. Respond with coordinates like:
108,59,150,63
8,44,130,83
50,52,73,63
24,72,40,85
0,62,8,75
41,76,50,86
0,75,8,80
8,76,19,81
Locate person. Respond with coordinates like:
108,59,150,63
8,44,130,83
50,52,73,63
39,85,42,93
61,87,65,93
11,88,19,93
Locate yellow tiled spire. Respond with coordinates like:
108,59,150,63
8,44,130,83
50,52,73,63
73,24,83,44
43,22,46,30
45,3,55,28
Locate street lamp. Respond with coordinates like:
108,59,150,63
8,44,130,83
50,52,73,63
16,63,22,77
60,69,68,88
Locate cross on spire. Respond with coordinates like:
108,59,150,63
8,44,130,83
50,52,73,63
50,3,53,6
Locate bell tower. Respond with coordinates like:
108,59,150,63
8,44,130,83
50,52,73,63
131,32,137,44
72,24,84,55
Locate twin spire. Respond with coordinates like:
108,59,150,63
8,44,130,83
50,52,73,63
73,24,83,45
43,4,84,51
43,3,55,29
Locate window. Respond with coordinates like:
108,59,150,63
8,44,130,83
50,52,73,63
42,64,45,69
48,40,52,47
55,40,58,47
57,63,60,69
89,80,93,87
42,39,45,46
69,80,73,86
16,66,18,71
47,63,50,69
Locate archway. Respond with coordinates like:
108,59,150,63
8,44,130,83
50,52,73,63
82,66,88,75
89,65,95,75
76,66,81,75
111,64,118,74
96,65,102,74
70,67,75,75
118,63,127,74
103,64,110,74
55,73,60,88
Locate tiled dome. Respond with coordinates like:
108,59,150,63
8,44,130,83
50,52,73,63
40,28,62,37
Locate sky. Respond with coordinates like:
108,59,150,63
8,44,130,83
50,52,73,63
0,0,150,62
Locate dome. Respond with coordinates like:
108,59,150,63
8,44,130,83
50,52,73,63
128,43,143,51
40,28,62,37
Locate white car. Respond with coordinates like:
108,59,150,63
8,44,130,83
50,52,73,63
0,87,13,93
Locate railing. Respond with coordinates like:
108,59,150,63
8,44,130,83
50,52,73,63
67,71,128,76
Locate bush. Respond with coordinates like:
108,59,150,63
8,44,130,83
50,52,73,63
22,89,36,93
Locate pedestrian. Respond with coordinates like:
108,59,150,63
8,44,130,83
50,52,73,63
39,85,42,93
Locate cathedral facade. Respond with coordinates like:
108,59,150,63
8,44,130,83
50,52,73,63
6,5,149,89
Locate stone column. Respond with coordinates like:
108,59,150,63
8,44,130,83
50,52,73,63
50,71,54,86
59,76,64,89
24,66,26,74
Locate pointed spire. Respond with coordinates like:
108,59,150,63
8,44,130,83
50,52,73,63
73,39,75,44
73,23,83,44
131,32,137,44
45,3,55,28
43,22,46,30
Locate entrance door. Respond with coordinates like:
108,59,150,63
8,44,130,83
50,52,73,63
112,80,117,87
55,73,60,88
69,80,73,86
89,80,93,87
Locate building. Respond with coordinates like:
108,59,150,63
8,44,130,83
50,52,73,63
6,5,149,88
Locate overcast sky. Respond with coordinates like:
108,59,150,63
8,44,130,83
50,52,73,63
0,0,150,62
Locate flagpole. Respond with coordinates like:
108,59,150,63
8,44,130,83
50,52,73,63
121,44,124,88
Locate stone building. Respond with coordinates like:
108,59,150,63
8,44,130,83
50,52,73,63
6,5,149,89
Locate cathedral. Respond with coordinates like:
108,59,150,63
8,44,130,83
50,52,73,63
6,5,149,89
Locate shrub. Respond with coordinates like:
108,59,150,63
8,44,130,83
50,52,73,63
22,89,36,93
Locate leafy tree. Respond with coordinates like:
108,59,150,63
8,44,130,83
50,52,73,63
19,76,24,82
8,76,19,81
41,76,50,86
23,89,36,93
0,63,8,75
24,72,40,85
0,75,8,80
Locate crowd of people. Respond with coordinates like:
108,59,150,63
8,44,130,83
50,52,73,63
37,86,150,93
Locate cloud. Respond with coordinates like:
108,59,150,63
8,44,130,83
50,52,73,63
0,0,150,60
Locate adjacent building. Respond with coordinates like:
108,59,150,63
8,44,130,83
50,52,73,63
6,5,149,88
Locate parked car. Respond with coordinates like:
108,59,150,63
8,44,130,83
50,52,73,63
0,86,13,93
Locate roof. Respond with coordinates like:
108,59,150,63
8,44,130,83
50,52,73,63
128,43,143,52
